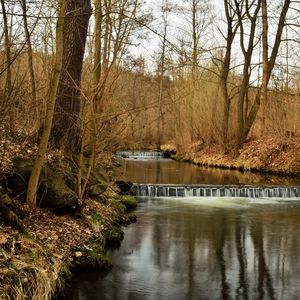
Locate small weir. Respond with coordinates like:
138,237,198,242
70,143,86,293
116,151,166,159
132,184,300,199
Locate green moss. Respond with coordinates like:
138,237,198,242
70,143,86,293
90,252,112,269
90,213,102,224
25,251,38,264
71,243,112,271
123,212,137,224
105,226,124,245
109,194,137,213
110,199,126,213
119,195,137,210
171,154,184,161
60,263,72,280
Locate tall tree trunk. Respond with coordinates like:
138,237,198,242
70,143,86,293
191,0,197,75
51,0,92,153
221,0,238,153
190,0,197,141
157,1,168,149
260,0,269,136
243,0,290,141
26,0,67,209
234,0,261,151
0,0,12,127
93,0,102,88
21,0,38,121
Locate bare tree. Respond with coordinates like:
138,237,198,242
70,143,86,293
27,0,92,209
234,0,261,150
220,0,239,153
51,0,92,152
157,0,171,148
244,0,290,142
20,0,37,115
0,0,12,126
27,0,67,209
92,0,142,114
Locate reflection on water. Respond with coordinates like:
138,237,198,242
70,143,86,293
114,159,300,186
62,198,300,300
60,160,300,300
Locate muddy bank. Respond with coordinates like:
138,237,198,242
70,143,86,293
162,137,300,178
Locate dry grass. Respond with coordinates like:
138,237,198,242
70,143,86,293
0,186,129,300
163,136,300,176
0,229,62,300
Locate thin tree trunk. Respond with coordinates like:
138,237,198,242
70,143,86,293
157,2,168,149
191,0,197,75
260,0,269,136
26,0,67,209
21,0,37,115
221,0,238,153
243,0,290,141
0,0,12,125
93,0,102,87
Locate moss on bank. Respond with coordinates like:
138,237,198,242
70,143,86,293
0,191,138,300
69,194,137,273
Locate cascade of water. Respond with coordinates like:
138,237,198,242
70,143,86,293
116,151,164,158
132,184,300,199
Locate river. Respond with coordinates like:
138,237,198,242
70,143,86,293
59,158,300,300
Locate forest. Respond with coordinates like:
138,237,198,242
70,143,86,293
0,0,299,170
0,0,300,299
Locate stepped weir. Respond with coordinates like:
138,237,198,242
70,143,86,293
116,151,166,159
131,184,300,199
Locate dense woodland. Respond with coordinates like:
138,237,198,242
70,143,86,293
1,1,300,299
0,0,300,207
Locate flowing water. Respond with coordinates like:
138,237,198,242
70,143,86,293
60,158,300,300
114,158,299,186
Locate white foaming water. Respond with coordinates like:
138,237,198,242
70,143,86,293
133,184,300,199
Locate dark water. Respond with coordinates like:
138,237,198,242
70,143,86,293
114,158,299,186
60,160,300,300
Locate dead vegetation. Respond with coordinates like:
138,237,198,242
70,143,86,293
0,187,136,300
162,136,300,177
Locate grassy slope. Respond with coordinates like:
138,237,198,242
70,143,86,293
162,137,300,177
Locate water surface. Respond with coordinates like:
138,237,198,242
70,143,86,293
114,158,299,186
60,159,300,300
62,197,300,300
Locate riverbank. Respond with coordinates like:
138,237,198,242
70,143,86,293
0,137,137,300
162,137,300,178
0,190,137,300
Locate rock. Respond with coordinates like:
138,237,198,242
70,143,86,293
88,183,107,197
75,251,83,258
120,195,137,210
4,156,111,212
115,180,133,194
70,244,112,271
87,165,108,197
0,192,26,233
5,158,33,199
37,168,78,213
5,158,79,213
